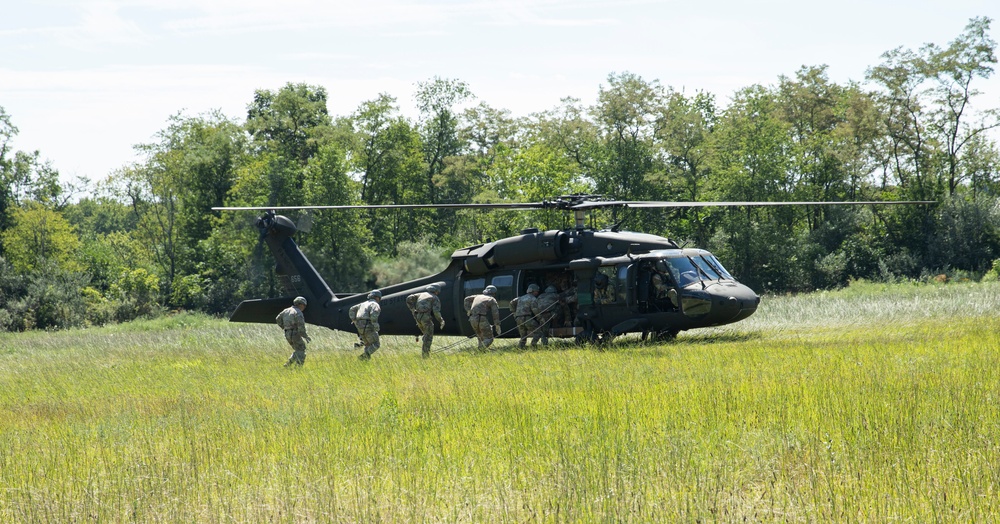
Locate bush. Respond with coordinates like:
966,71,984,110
982,259,1000,282
170,274,208,310
109,268,162,320
0,259,92,331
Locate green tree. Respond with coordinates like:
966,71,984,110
652,89,717,244
1,202,82,273
299,142,372,290
590,72,665,201
349,93,426,254
134,112,244,278
709,85,799,290
922,17,999,195
246,82,332,166
0,107,64,249
415,77,474,203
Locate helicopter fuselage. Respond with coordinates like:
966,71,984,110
230,216,760,343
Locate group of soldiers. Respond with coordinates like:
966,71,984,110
508,284,564,348
275,279,575,366
275,289,386,367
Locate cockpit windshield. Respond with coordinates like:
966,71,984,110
690,256,721,280
661,257,701,287
705,255,734,280
659,253,735,287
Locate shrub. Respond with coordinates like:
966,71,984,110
982,259,1000,282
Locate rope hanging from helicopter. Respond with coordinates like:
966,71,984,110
429,300,565,354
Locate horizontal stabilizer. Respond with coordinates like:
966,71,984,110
230,298,292,324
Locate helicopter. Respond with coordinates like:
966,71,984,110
214,195,931,345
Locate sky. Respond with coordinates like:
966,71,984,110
2,0,998,185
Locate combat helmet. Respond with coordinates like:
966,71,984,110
368,290,382,299
483,285,497,295
526,283,541,293
426,284,440,293
545,285,557,293
293,296,307,306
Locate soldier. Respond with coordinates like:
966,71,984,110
594,273,615,304
355,290,382,360
559,285,578,327
534,285,561,346
509,283,541,348
652,268,679,309
276,296,311,367
407,284,445,358
463,285,501,349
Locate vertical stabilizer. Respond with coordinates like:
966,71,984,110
258,213,335,307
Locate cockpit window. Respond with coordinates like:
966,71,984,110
691,256,721,280
705,255,734,280
662,257,701,287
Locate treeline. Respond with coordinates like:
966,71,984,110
2,18,999,332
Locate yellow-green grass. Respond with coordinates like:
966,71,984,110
2,282,999,522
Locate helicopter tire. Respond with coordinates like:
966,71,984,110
653,329,679,342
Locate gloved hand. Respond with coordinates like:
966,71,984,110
439,321,446,330
494,325,501,336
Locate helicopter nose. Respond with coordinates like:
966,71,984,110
708,284,759,322
728,286,760,321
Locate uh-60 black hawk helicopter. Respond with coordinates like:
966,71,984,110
215,195,929,345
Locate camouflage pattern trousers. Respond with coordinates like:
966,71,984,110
356,320,380,356
469,314,494,349
533,312,556,345
284,331,307,366
515,316,540,348
414,312,436,356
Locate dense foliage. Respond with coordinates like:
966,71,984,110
1,18,999,331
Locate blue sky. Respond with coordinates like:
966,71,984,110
2,0,997,183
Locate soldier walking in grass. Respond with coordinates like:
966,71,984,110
355,290,382,360
464,285,501,349
509,283,541,348
534,285,561,346
276,296,311,367
408,284,445,358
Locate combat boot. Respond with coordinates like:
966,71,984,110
359,352,371,361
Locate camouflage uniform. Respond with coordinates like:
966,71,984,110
464,288,500,349
355,292,382,359
509,285,541,348
276,298,309,366
652,272,678,308
534,286,561,345
594,274,615,305
407,286,444,357
559,286,578,326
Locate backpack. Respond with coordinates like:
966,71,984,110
348,303,361,322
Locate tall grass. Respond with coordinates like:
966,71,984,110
2,282,999,521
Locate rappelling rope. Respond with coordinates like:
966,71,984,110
430,300,564,354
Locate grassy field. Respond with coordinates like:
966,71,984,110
2,281,999,522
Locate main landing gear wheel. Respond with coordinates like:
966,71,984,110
650,329,679,342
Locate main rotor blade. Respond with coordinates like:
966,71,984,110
570,200,937,210
214,199,937,212
212,203,547,211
